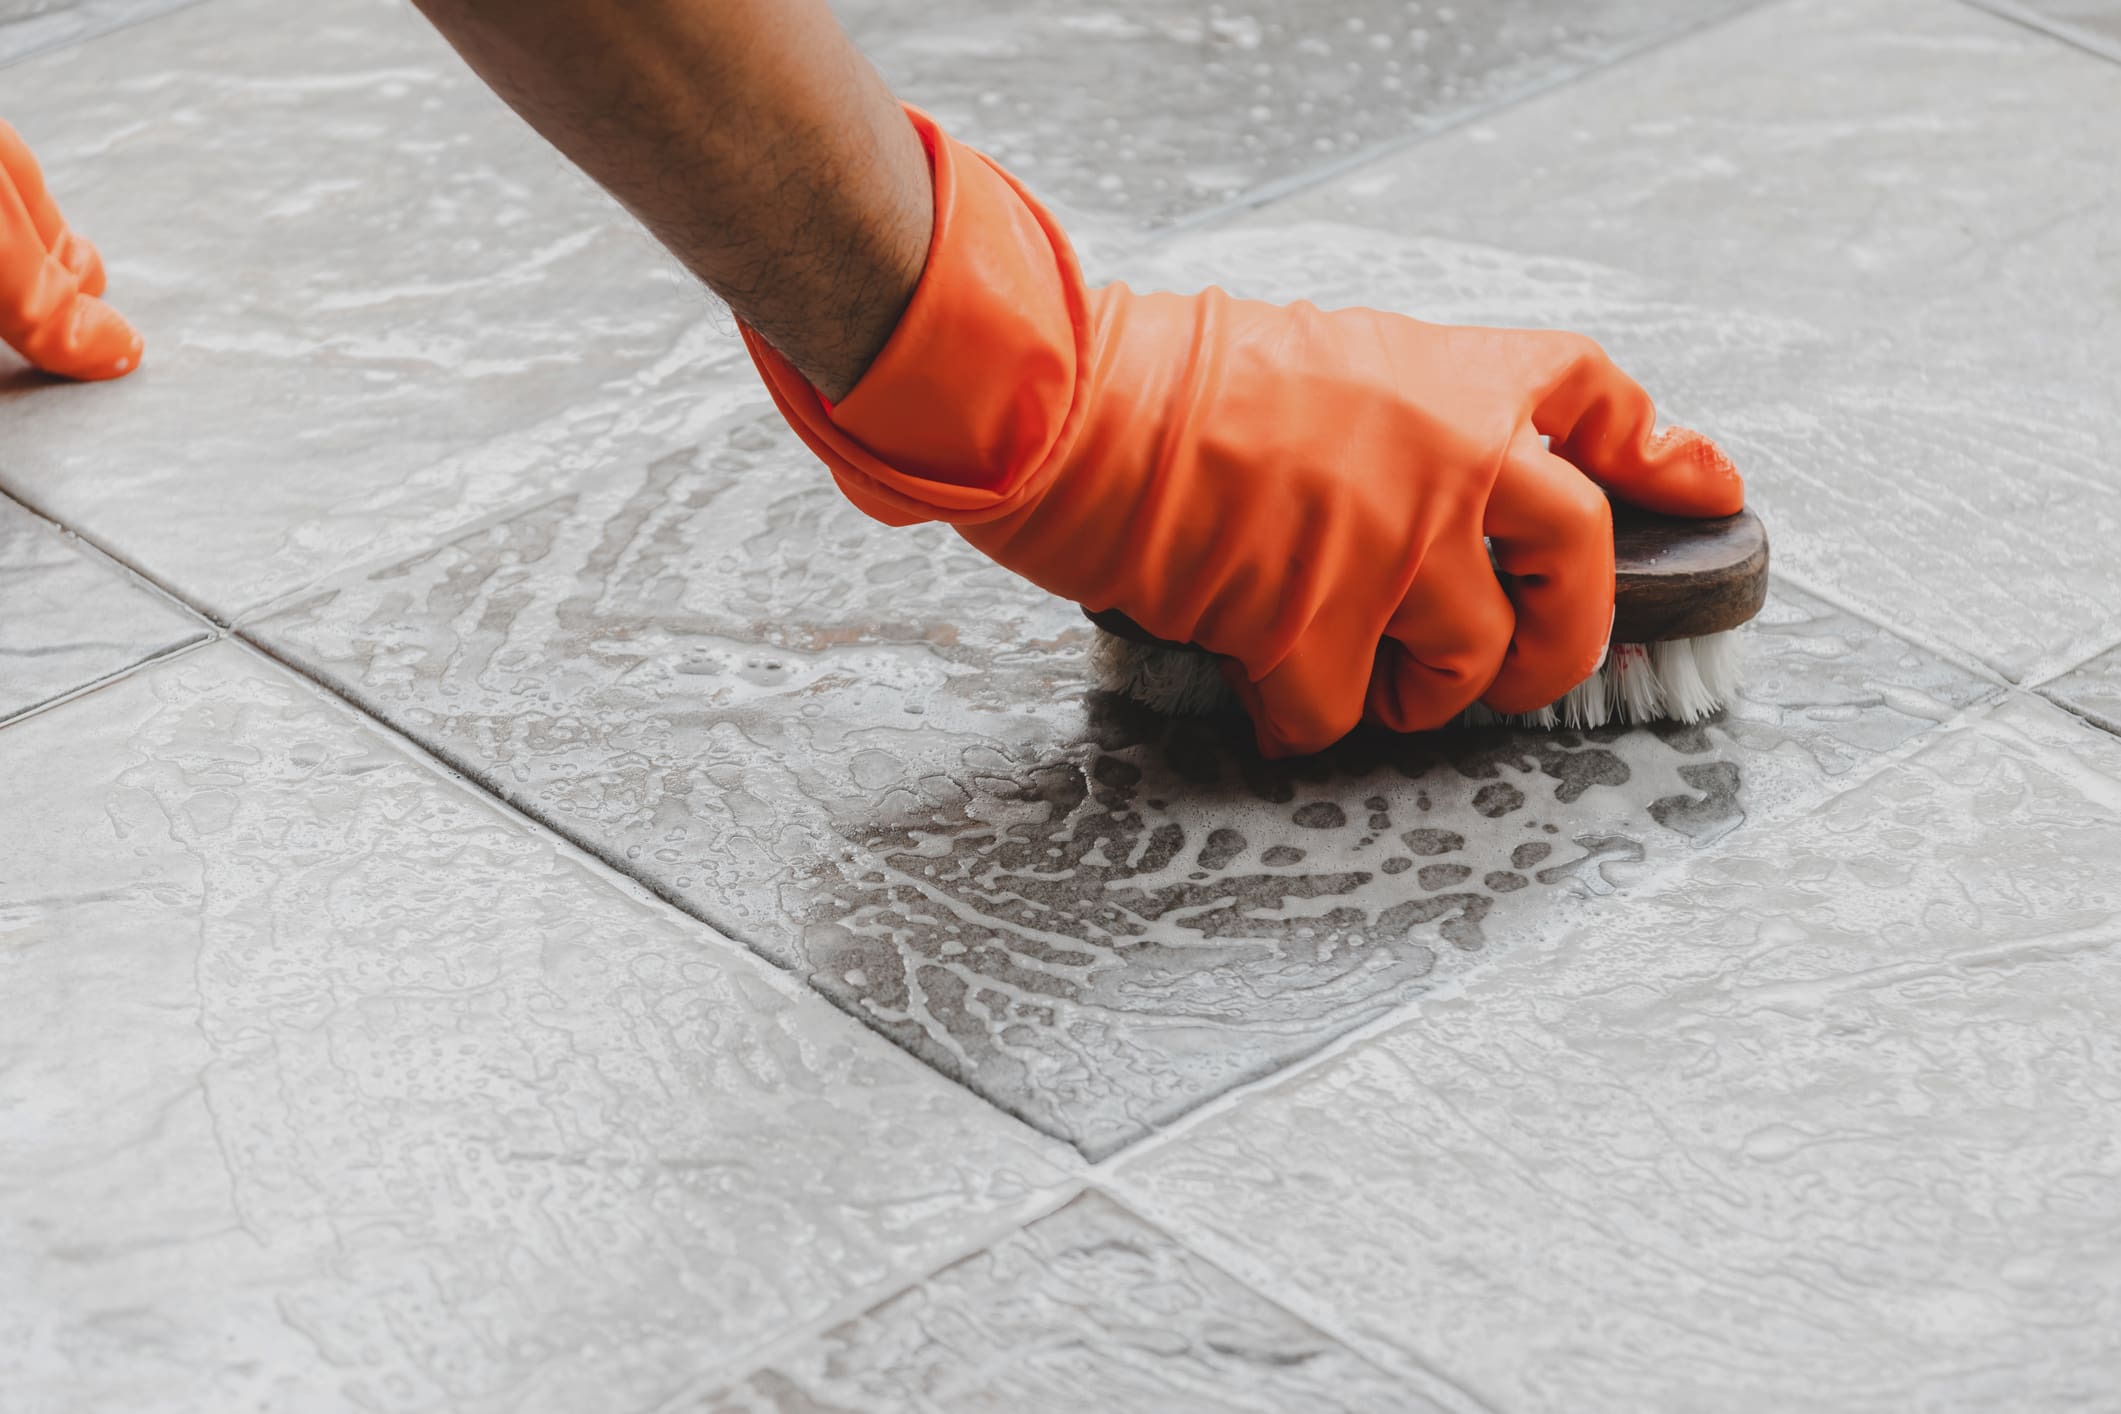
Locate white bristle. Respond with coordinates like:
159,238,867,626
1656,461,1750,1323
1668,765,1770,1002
1089,631,1232,716
1092,629,1749,731
1611,642,1664,723
1653,633,1744,723
1558,663,1610,730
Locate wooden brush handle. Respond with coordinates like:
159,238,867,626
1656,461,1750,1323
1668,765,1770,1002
1086,506,1769,650
1609,504,1769,641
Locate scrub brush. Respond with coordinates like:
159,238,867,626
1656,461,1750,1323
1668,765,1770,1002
1085,504,1769,730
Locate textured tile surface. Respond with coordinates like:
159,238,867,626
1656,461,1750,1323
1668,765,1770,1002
0,643,1069,1414
696,1193,1430,1414
1117,704,2121,1413
0,493,205,722
1991,0,2121,53
251,343,1994,1154
2045,642,2121,735
1232,0,2121,682
836,0,1742,230
0,0,742,621
0,0,1763,623
0,0,195,66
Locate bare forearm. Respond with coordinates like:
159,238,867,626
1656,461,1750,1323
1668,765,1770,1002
410,0,931,400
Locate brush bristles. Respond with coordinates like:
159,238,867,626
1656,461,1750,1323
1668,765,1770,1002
1088,630,1234,717
1093,632,1746,729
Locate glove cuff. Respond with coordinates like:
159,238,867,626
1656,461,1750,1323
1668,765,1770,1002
741,106,1094,527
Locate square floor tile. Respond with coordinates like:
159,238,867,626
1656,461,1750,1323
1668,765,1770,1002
694,1192,1432,1414
0,493,205,722
837,0,1744,231
0,0,743,621
0,643,1070,1414
1116,706,2121,1413
1218,0,2121,682
0,0,1759,624
251,377,1996,1157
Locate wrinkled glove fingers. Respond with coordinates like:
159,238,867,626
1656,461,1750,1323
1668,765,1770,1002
1527,333,1744,519
0,122,64,249
0,121,103,295
1480,430,1616,714
1220,625,1377,760
1364,536,1514,734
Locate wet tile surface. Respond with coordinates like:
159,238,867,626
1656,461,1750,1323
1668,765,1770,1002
1116,701,2121,1414
0,493,206,722
250,363,1996,1155
836,0,1742,231
695,1192,1429,1414
2044,642,2121,735
1231,0,2121,683
0,0,195,66
0,643,1070,1414
0,0,1763,626
2,0,2115,1404
0,0,742,622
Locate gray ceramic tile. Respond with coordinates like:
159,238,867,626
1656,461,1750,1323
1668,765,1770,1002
249,375,1996,1157
2044,641,2121,734
0,0,196,66
0,492,206,722
0,642,1071,1414
0,0,745,622
0,0,1759,625
694,1193,1431,1414
1116,707,2121,1414
1223,0,2121,683
835,0,1747,231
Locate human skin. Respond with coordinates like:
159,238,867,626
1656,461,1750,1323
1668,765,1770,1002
409,0,931,402
404,1,1741,745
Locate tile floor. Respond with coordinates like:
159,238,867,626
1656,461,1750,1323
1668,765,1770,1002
3,0,2118,1410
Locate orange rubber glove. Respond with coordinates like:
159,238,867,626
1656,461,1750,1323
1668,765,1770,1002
744,110,1742,757
0,120,142,381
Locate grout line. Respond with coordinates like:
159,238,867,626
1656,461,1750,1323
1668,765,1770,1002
1140,0,1780,246
25,500,220,630
1954,0,2121,66
210,631,1090,1171
223,487,584,634
1085,969,1482,1180
1771,558,2121,707
1094,679,2000,1177
1764,563,2019,691
2023,631,2121,693
0,630,219,732
1091,1182,1505,1414
0,486,1090,1160
1086,697,2024,1404
0,479,236,627
647,1170,1498,1414
1986,694,2121,804
225,635,778,948
2033,686,2121,741
643,1179,1092,1410
0,488,227,732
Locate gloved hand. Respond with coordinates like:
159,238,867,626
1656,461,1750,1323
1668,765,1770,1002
744,109,1742,757
0,120,142,381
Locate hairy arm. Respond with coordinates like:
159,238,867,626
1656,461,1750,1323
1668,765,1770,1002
410,0,932,401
